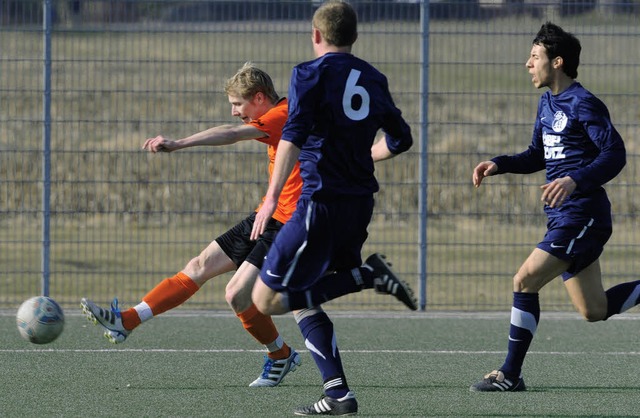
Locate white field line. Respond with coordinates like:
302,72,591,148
4,311,639,355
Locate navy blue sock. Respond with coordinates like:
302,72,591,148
605,280,640,318
500,292,540,379
296,309,349,399
285,267,372,310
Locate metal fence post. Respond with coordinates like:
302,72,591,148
418,0,429,311
41,0,52,297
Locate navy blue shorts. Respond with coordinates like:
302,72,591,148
215,212,283,269
537,217,612,280
260,196,374,292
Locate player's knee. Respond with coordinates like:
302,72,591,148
581,307,607,322
512,273,529,292
184,256,207,282
575,302,607,322
512,270,547,293
584,312,605,322
224,283,237,309
224,282,249,312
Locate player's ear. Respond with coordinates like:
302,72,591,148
254,91,265,104
552,56,563,70
312,27,322,45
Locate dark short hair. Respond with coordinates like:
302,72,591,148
533,22,581,79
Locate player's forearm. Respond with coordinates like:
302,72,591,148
371,136,394,162
174,125,238,148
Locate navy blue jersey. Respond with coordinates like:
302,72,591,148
492,82,625,225
282,52,413,200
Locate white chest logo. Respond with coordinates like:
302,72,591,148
552,111,568,133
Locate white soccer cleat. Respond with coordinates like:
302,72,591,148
81,297,131,344
249,348,301,387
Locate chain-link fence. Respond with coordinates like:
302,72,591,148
1,1,639,311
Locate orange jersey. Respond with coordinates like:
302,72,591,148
249,98,302,224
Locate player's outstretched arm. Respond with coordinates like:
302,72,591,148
472,161,498,188
142,124,266,153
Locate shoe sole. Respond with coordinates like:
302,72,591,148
80,300,126,344
80,301,99,325
469,379,527,392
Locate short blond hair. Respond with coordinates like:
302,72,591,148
312,0,358,47
224,62,279,103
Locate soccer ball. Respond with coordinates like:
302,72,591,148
16,296,65,344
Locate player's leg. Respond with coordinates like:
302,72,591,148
253,199,330,316
567,259,640,320
292,307,357,416
256,197,419,311
555,219,640,320
252,278,289,315
471,248,568,392
228,261,301,387
254,199,357,413
280,253,418,311
564,260,607,321
81,239,235,343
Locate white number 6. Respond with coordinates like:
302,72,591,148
342,69,370,121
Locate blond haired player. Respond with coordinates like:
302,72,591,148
81,63,303,387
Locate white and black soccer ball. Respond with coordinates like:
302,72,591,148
16,296,65,344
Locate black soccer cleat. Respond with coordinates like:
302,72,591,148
470,370,527,392
294,391,358,416
364,253,418,311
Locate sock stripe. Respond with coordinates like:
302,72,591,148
620,284,640,313
510,307,537,335
351,268,363,286
324,377,344,391
133,301,153,322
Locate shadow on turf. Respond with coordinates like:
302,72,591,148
528,385,638,393
463,416,639,418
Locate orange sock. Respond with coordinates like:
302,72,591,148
121,272,199,331
144,272,200,315
237,304,290,360
120,308,141,331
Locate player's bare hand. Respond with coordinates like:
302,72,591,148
540,176,576,208
472,161,498,188
142,135,178,153
251,197,277,240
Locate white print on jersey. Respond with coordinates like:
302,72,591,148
543,132,566,160
552,110,568,132
342,69,370,121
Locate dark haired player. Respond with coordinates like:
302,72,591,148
470,22,639,392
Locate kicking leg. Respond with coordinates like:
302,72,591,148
81,240,235,343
